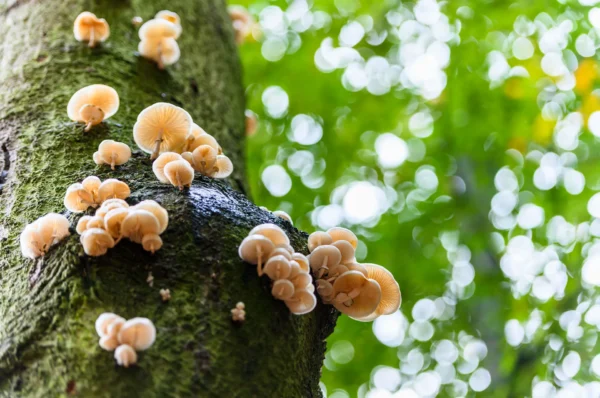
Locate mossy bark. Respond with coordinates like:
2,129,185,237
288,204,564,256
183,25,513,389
0,1,337,396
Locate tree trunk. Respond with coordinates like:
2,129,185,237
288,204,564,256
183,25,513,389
0,0,337,396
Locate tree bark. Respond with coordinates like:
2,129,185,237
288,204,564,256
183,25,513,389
0,0,337,396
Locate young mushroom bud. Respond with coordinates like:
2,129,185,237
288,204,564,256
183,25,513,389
327,227,358,249
308,231,333,252
76,215,93,234
64,183,95,212
272,279,295,300
95,140,131,170
263,255,292,280
238,235,275,276
73,12,110,48
164,159,194,190
133,200,168,233
98,179,130,203
209,155,234,179
121,210,160,244
332,271,382,318
155,10,182,37
81,228,115,256
191,145,217,173
67,85,119,131
133,103,192,159
284,289,317,315
249,223,290,247
273,210,292,225
152,152,183,183
142,234,163,253
114,344,138,367
118,317,156,351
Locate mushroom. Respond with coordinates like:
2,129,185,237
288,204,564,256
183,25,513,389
64,183,95,212
80,228,115,256
263,255,292,280
277,243,294,254
138,18,179,41
152,152,183,183
132,16,143,27
186,124,220,153
121,210,160,244
332,271,382,318
86,216,105,230
190,145,217,174
231,302,246,322
351,263,401,320
164,159,194,190
273,210,292,224
181,151,194,165
37,213,71,243
290,272,312,290
94,140,131,170
95,312,125,336
238,235,275,276
228,6,254,44
308,245,342,278
118,317,156,351
100,335,120,351
327,227,358,249
138,37,180,69
269,247,292,261
160,288,171,301
327,263,349,280
133,200,168,233
209,155,233,179
76,215,93,234
288,260,302,279
67,85,119,131
332,240,355,264
133,103,192,159
114,344,138,367
155,10,182,37
272,279,295,300
308,231,333,252
20,213,70,259
82,176,102,203
249,224,289,247
104,208,129,239
73,12,110,48
245,109,258,136
284,289,317,315
142,234,163,253
291,253,310,273
346,262,368,277
97,179,130,203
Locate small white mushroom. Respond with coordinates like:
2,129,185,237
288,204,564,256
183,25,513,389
74,12,110,48
272,279,295,300
114,344,138,367
80,228,115,256
308,245,342,278
97,179,131,203
307,231,333,252
121,210,160,244
94,140,131,170
263,255,292,280
164,159,194,190
249,223,289,247
152,152,183,183
238,235,275,276
64,183,95,212
118,317,156,351
284,289,317,315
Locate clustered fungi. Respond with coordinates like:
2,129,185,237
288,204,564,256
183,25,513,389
228,6,256,44
138,11,182,69
307,228,402,321
64,176,130,213
95,313,156,367
77,199,168,256
20,213,70,259
74,12,110,48
231,302,246,322
239,224,317,315
68,84,120,132
93,140,131,170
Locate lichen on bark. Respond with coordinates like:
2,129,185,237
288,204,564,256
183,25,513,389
0,0,337,396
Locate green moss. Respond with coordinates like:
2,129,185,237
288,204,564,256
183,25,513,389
0,0,336,396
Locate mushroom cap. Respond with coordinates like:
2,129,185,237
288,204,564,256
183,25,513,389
333,273,382,318
186,125,220,152
98,179,130,203
76,215,93,234
285,289,317,315
249,223,289,247
80,228,115,256
99,334,120,351
291,253,310,273
332,240,355,264
155,10,181,27
118,317,156,351
95,312,125,337
74,12,110,42
106,318,125,337
346,262,368,277
363,263,401,316
114,344,138,367
104,208,130,239
288,260,302,279
100,198,130,210
133,103,192,155
181,151,194,165
309,245,342,272
67,84,119,122
328,263,350,278
210,155,233,179
332,270,367,294
308,231,333,252
142,233,163,253
238,235,275,264
20,224,46,259
272,210,292,224
93,152,103,165
152,152,183,183
133,200,168,234
138,18,179,40
272,279,295,300
164,159,195,188
270,247,292,260
327,227,358,249
98,140,131,166
276,243,294,254
64,183,94,212
191,145,217,172
290,272,312,290
121,210,160,244
245,110,258,136
38,213,70,243
138,37,181,65
86,216,105,230
82,176,102,201
263,255,292,280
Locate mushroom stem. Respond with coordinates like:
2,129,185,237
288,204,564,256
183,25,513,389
89,26,96,48
110,154,116,170
157,43,165,70
317,255,329,278
176,172,183,191
84,121,93,132
150,130,163,160
257,247,263,276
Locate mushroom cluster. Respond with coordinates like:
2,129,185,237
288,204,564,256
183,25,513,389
74,12,110,48
64,177,130,213
138,10,182,69
307,228,402,321
20,213,70,259
93,140,132,170
95,313,156,367
76,199,168,256
239,223,317,315
68,84,120,132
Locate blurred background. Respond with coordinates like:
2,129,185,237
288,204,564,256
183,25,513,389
232,0,600,396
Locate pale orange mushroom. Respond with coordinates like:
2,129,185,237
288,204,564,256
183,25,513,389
133,103,192,159
67,85,119,131
74,12,110,48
